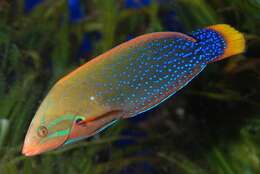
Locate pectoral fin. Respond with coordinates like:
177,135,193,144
77,110,123,127
66,110,124,145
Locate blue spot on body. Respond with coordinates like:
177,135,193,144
96,30,225,116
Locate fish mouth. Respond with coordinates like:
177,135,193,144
22,147,41,156
22,128,72,156
22,135,71,156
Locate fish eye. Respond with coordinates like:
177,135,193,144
37,126,48,137
75,116,85,125
75,118,83,124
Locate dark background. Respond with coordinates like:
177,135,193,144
0,0,260,174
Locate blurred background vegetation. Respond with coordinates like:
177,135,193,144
0,0,260,173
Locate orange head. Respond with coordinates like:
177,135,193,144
22,81,123,156
22,92,76,156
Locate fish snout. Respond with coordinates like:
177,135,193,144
22,145,40,156
22,130,72,156
22,136,44,156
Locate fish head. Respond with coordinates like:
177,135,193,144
22,81,124,156
22,82,79,156
22,101,76,156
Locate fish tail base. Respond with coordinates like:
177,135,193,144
207,24,245,62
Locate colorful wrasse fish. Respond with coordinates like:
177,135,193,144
22,24,245,156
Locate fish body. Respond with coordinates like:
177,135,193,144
22,24,245,156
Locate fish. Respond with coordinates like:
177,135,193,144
22,24,245,156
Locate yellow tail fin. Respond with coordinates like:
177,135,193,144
207,24,245,61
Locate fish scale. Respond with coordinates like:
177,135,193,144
53,29,226,117
88,36,207,116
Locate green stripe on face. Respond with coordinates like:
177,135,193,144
47,114,75,129
40,116,45,125
40,128,70,144
39,114,86,144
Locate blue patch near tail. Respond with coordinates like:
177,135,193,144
191,28,227,63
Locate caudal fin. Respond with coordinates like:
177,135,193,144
207,24,245,62
191,24,245,63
